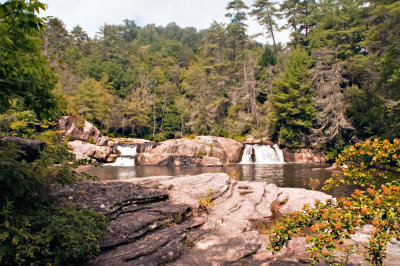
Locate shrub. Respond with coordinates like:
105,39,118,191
267,139,400,265
0,131,107,264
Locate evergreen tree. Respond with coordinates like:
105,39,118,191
250,0,281,55
269,49,315,147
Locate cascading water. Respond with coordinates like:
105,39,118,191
107,144,138,166
239,144,285,164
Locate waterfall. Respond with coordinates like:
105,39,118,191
107,144,138,166
240,144,285,164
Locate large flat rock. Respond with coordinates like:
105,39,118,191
57,173,399,265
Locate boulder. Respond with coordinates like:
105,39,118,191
283,148,327,163
1,136,46,162
58,117,120,163
136,136,243,166
96,136,108,146
58,116,101,143
68,140,119,163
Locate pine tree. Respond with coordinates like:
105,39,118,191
250,0,282,55
269,49,315,147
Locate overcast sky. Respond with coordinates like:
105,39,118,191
40,0,291,45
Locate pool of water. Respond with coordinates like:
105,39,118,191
78,163,349,196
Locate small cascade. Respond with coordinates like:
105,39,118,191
107,144,138,166
240,144,285,164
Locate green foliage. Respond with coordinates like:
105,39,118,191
0,0,57,118
0,109,39,138
267,139,400,264
0,131,107,264
269,48,315,148
259,46,277,67
39,0,400,145
0,202,107,265
198,188,215,213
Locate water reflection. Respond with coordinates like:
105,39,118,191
81,163,328,186
79,164,352,196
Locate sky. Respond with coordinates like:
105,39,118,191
40,0,291,45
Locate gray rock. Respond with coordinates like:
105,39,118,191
1,136,46,162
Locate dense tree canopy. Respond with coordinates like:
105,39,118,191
35,0,400,150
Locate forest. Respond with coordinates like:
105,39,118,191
1,0,398,155
0,0,400,264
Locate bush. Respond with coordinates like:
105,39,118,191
0,131,107,265
267,139,400,265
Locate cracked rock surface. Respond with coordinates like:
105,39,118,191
56,173,399,265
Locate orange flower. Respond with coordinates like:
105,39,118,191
392,186,399,191
311,225,317,233
354,189,362,195
361,208,369,215
332,213,339,220
383,187,391,195
374,198,381,205
334,223,342,230
340,197,346,203
372,220,379,226
345,200,351,207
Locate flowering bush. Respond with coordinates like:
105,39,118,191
267,139,400,264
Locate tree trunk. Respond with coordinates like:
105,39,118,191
269,21,278,55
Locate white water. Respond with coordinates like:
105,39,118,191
107,144,138,166
240,144,285,164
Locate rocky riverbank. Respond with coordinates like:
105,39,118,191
58,117,327,165
53,173,399,265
